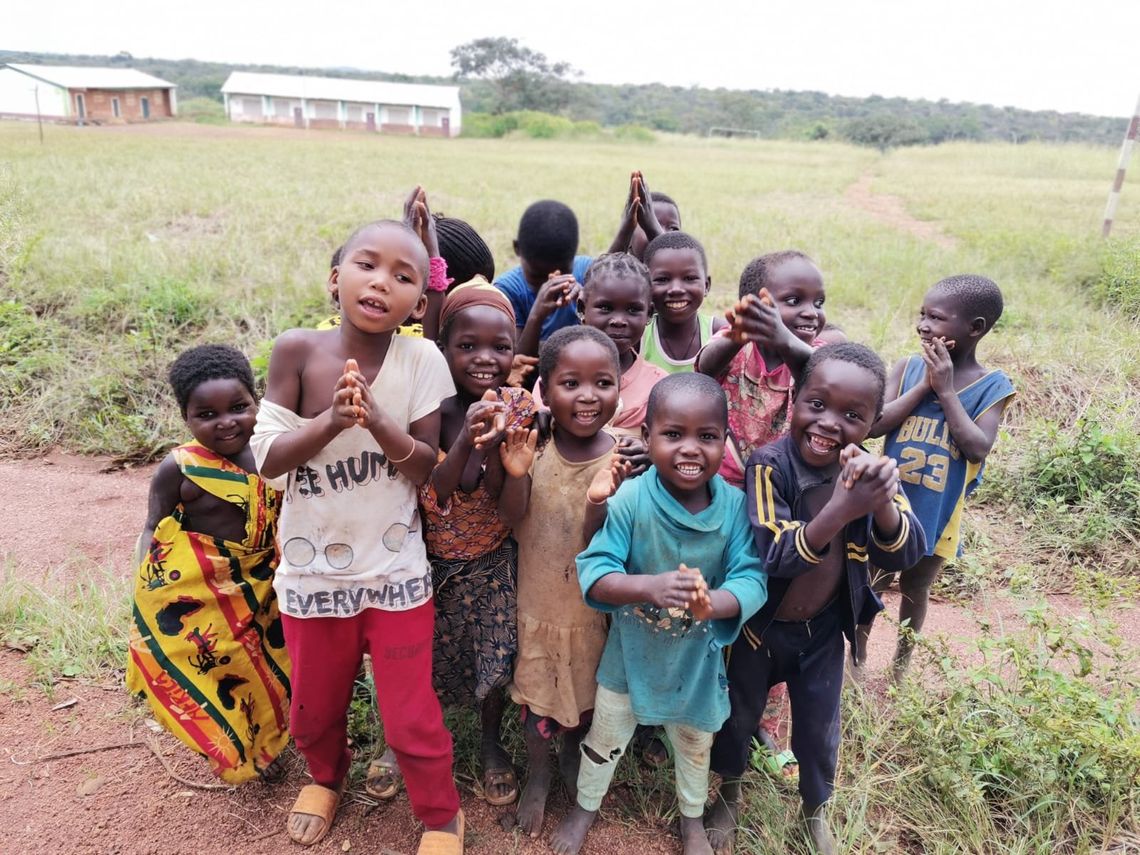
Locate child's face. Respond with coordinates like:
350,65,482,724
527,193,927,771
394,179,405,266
579,274,650,361
545,339,620,438
917,287,976,351
441,305,515,398
765,258,826,344
643,395,726,500
184,378,258,458
648,247,709,326
520,254,574,290
330,224,428,333
630,201,681,259
791,359,879,469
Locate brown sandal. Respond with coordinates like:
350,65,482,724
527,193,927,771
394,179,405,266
480,766,518,806
416,808,465,854
365,755,402,800
287,781,345,846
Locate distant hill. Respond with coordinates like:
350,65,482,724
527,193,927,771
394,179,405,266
0,49,1125,145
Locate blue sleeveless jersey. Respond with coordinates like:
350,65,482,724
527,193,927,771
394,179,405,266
883,357,1014,559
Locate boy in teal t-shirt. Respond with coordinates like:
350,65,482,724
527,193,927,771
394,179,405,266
552,373,767,855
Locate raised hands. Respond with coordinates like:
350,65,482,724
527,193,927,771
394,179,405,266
614,434,651,477
332,358,368,430
403,185,440,259
586,455,634,504
920,336,955,397
832,446,900,518
724,288,788,348
507,354,539,388
465,389,508,450
499,426,538,478
533,271,581,320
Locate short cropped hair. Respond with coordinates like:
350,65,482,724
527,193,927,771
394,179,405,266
930,274,1004,331
340,219,430,286
650,191,678,210
643,231,708,272
516,200,579,266
798,342,887,415
538,325,620,389
581,252,651,301
738,250,813,299
436,214,495,286
168,344,256,417
645,372,727,427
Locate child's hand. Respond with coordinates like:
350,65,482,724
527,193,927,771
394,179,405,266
403,185,440,258
646,565,706,610
723,289,786,347
680,564,714,620
832,449,899,520
533,273,580,319
921,337,955,397
633,171,664,241
507,354,538,388
499,427,538,478
615,435,651,477
466,389,508,449
587,455,633,504
331,374,362,431
344,360,384,431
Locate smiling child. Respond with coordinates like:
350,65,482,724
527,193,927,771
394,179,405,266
553,373,766,855
497,326,622,839
127,344,291,785
707,343,925,855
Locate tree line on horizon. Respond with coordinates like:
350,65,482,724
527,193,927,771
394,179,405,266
0,43,1127,148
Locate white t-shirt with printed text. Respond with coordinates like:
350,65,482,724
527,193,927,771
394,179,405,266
251,335,455,619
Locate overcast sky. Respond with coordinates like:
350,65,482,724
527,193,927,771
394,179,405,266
6,0,1138,118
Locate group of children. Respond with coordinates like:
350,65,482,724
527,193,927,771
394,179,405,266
127,173,1015,855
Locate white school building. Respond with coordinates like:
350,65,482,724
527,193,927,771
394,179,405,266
220,71,461,136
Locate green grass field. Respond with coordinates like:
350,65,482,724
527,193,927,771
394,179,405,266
1,120,1138,852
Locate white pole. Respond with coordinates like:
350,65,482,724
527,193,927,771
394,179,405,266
1102,93,1140,237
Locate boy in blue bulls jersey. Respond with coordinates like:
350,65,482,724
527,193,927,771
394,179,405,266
859,274,1015,680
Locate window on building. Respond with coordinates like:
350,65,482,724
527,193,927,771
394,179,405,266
386,106,410,125
112,98,121,118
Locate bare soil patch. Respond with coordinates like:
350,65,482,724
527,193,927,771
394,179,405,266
844,173,959,250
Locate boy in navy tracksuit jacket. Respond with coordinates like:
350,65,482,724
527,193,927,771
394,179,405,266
707,343,926,855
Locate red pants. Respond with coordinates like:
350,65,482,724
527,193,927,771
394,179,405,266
282,602,459,828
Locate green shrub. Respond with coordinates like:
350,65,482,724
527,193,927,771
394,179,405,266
513,111,575,139
613,123,656,143
1092,238,1140,318
460,112,511,138
571,120,603,137
876,603,1140,852
1027,417,1140,526
178,97,226,125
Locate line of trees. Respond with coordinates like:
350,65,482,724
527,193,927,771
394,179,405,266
0,44,1125,147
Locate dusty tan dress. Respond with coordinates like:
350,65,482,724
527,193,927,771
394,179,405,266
510,439,613,728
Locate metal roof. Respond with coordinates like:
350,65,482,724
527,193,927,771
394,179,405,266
221,71,459,110
5,64,176,90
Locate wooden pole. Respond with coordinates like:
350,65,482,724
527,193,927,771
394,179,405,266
1102,93,1140,237
34,86,43,145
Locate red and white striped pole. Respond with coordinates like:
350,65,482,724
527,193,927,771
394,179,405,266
1102,93,1140,237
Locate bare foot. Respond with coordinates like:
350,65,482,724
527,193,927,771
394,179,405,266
551,805,597,855
681,815,714,855
287,812,327,846
515,766,551,837
705,792,739,854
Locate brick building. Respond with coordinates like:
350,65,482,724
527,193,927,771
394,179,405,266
0,64,177,124
221,71,461,136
